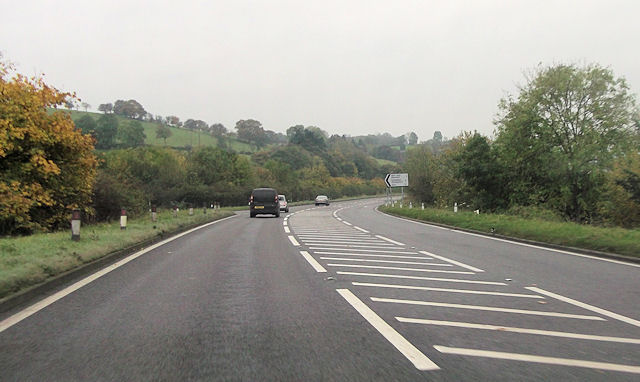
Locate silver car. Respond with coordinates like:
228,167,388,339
314,195,330,206
278,194,289,213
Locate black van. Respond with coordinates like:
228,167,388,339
249,188,280,218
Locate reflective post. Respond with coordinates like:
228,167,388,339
172,205,178,218
188,207,194,216
120,207,127,230
151,206,157,222
71,208,81,241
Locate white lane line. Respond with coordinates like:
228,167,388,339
310,247,418,254
284,226,290,233
378,208,640,269
299,251,327,272
320,257,453,267
343,221,353,226
527,287,640,328
371,297,605,320
398,317,640,344
328,264,474,275
336,217,343,221
433,346,640,374
315,252,434,260
283,221,288,226
299,238,389,244
337,289,440,371
354,282,541,298
0,215,238,333
288,235,300,246
338,271,507,285
419,251,484,272
375,235,405,246
354,226,369,233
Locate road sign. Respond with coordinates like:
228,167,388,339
384,173,408,187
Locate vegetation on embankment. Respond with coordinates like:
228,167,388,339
379,206,640,258
0,209,233,300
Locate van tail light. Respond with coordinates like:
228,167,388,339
250,195,253,203
275,195,278,203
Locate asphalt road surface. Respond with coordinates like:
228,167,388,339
1,199,639,381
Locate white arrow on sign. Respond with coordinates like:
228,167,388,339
385,173,408,187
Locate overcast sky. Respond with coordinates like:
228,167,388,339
2,0,638,141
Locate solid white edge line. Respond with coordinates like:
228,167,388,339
433,345,640,374
299,251,327,272
526,287,640,328
353,226,369,233
375,235,405,246
354,282,541,298
336,217,343,221
336,289,439,371
397,317,640,344
419,251,484,273
288,235,300,246
376,207,640,269
284,226,290,233
371,297,604,320
0,215,238,333
342,221,353,226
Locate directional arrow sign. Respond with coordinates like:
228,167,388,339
385,173,408,187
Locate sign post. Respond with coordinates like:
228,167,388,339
384,173,409,204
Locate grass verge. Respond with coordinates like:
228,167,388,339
379,206,640,258
0,209,234,300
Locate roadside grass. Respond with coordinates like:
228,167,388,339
379,206,640,258
0,209,234,300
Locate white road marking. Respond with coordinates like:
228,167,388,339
328,264,474,274
353,226,369,233
337,289,440,371
288,235,300,246
284,226,290,233
338,271,507,285
309,247,418,254
299,238,388,244
375,235,405,246
377,208,640,268
336,217,343,221
0,215,238,333
354,282,541,298
302,242,396,248
527,287,640,328
419,251,484,272
299,251,327,272
398,317,640,344
283,221,288,226
371,297,605,320
314,252,434,260
295,233,372,238
433,346,640,374
320,257,453,267
342,221,353,226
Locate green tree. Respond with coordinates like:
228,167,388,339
408,132,418,145
113,99,146,119
98,103,113,113
236,119,267,148
95,114,119,149
75,115,97,135
155,124,172,145
117,120,146,147
494,63,637,221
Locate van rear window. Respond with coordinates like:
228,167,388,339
253,189,276,201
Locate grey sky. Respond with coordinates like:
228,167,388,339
2,0,638,141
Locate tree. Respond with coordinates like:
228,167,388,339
155,124,172,145
98,103,113,113
0,60,98,233
209,123,227,136
117,120,146,147
407,132,418,145
288,125,327,152
235,119,267,148
113,99,146,119
166,115,181,127
184,119,208,131
494,63,637,221
95,114,118,149
81,102,90,112
75,115,97,135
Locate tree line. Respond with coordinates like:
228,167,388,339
405,63,640,227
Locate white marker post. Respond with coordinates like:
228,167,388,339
120,208,127,230
151,206,157,222
71,209,81,241
188,207,194,216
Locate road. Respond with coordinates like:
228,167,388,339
1,199,639,381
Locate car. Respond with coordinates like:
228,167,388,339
278,194,289,213
249,188,280,218
315,195,330,206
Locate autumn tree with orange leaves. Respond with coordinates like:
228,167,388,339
0,59,98,234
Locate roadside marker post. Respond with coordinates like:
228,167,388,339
71,209,81,241
151,206,157,222
120,208,127,230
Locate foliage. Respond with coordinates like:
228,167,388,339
236,119,267,148
155,124,172,145
117,120,146,147
113,99,146,119
95,114,119,149
0,61,98,234
98,103,113,113
75,114,97,134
